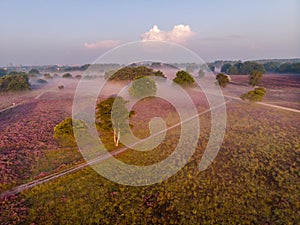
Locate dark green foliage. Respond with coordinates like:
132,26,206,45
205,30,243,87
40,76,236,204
0,68,7,77
216,73,230,87
249,70,263,86
54,117,86,147
198,69,205,78
108,66,166,80
96,97,135,146
153,70,165,78
208,63,215,72
0,73,30,92
221,61,265,74
129,76,157,99
28,68,40,77
221,63,231,73
263,61,281,72
240,87,266,102
227,65,238,74
276,62,300,73
62,73,72,78
173,70,195,87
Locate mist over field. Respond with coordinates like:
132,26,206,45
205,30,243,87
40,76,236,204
0,0,299,224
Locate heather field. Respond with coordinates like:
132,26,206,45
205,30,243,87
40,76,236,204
0,73,299,224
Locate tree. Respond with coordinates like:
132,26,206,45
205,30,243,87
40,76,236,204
108,66,166,80
173,70,195,87
129,76,157,99
240,87,266,102
227,65,238,75
29,68,40,77
96,97,135,146
208,64,215,72
198,69,205,78
263,62,280,72
221,63,231,73
0,68,7,77
54,117,87,146
249,70,263,86
216,73,230,87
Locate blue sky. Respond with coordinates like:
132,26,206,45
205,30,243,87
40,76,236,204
0,0,299,66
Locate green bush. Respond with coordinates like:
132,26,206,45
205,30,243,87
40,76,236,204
249,70,263,86
54,117,86,147
240,87,266,102
0,73,30,92
216,73,230,87
173,70,195,87
62,73,72,78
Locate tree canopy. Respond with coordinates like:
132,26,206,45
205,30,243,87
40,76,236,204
108,66,166,80
0,73,30,92
53,117,87,147
198,69,205,78
221,61,265,75
29,68,40,75
249,70,263,86
0,68,7,77
173,70,195,87
129,76,157,99
96,97,135,146
216,73,230,87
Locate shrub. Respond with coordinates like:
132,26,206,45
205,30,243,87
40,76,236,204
62,73,72,78
173,70,195,87
240,87,266,102
0,73,30,92
216,73,230,87
54,117,86,147
58,85,64,89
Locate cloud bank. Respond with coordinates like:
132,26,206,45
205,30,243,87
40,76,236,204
84,40,121,49
141,24,195,43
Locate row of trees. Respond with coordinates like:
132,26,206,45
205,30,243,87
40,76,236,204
221,61,265,75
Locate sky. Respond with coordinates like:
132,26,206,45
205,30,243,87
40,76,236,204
0,0,299,66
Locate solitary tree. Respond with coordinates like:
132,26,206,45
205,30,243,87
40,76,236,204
129,76,157,99
28,68,40,77
249,70,263,86
96,97,134,146
173,70,195,87
216,73,230,87
198,69,205,78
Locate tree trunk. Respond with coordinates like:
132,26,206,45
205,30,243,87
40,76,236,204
113,129,117,146
116,128,120,146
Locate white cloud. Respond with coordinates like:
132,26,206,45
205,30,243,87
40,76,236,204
141,24,195,43
84,40,121,49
